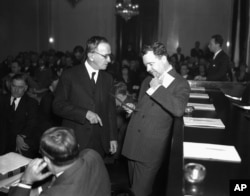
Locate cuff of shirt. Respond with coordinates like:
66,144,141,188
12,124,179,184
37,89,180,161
146,85,161,96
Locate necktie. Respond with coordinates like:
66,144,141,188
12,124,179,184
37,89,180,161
91,72,96,86
11,98,16,111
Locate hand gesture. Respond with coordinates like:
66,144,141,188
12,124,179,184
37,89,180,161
86,110,103,126
109,140,118,154
16,134,29,153
20,158,52,185
149,77,162,89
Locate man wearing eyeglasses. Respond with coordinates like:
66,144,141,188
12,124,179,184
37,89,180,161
53,36,117,158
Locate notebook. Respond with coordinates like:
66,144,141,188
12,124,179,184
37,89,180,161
184,142,241,163
189,93,209,99
187,103,215,111
183,117,225,129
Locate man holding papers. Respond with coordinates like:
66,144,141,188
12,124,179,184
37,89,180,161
122,42,190,196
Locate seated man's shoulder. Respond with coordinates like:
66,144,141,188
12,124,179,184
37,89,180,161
79,149,103,163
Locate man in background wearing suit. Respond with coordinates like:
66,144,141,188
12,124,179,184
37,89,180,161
0,73,39,157
122,42,190,196
8,127,111,196
195,34,232,81
53,36,117,158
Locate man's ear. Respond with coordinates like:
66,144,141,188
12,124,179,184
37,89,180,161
87,52,94,61
161,55,168,63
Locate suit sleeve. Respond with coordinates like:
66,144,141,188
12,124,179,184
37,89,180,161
53,72,88,125
108,81,118,141
22,98,39,137
150,78,190,117
8,186,31,196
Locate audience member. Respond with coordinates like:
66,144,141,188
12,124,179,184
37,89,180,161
2,61,22,94
180,64,193,80
0,73,39,158
195,34,232,81
8,126,111,196
72,45,85,65
53,36,118,158
122,42,190,196
171,46,185,71
190,41,204,58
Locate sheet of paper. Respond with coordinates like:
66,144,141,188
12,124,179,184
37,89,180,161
0,152,31,175
184,142,241,163
189,93,209,99
191,87,205,92
183,117,225,129
187,103,215,111
224,93,242,101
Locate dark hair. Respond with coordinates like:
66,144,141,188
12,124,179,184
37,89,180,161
39,127,80,166
73,45,84,54
141,42,168,58
211,34,224,47
11,73,28,85
85,36,109,55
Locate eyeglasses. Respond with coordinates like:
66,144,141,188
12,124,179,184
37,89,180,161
93,51,112,60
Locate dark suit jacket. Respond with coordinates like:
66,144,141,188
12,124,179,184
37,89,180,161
0,93,39,157
8,149,111,196
207,50,231,81
53,64,117,153
122,69,190,162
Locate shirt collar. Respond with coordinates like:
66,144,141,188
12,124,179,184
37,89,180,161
213,49,222,59
159,65,173,81
85,61,99,80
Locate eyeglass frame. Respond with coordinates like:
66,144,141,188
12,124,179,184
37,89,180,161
93,51,113,60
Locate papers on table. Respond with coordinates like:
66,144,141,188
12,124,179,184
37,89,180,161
224,93,242,101
184,142,241,163
191,87,205,92
183,117,225,129
189,93,209,99
187,103,215,111
0,152,31,175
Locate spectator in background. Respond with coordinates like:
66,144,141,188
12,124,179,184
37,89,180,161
195,34,232,81
190,41,204,59
171,47,185,72
180,64,193,80
2,61,22,94
0,73,39,158
72,45,85,65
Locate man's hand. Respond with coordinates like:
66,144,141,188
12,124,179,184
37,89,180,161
16,135,29,153
20,158,52,185
149,77,162,89
109,140,118,154
86,111,103,126
194,75,207,81
122,103,136,117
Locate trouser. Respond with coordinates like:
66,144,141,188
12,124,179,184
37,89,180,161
128,159,162,196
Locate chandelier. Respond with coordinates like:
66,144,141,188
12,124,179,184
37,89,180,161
116,0,139,21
